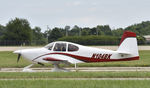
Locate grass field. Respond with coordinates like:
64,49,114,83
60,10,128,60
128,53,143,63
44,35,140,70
0,80,150,88
0,72,150,78
0,50,150,67
0,51,150,88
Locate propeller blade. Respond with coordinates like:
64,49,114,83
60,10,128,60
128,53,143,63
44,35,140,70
17,54,21,63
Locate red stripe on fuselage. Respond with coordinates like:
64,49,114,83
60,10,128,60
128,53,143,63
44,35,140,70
40,52,139,62
43,57,62,61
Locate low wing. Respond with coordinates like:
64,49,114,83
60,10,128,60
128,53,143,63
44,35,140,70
43,56,78,64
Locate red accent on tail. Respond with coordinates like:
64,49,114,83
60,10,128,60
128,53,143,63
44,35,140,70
119,31,136,45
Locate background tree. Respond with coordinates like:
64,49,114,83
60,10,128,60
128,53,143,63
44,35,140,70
0,18,149,46
112,28,124,37
81,27,90,36
102,25,112,35
70,25,81,36
125,21,150,36
96,25,105,35
48,27,63,42
90,27,97,35
3,18,32,45
0,25,5,40
32,27,47,45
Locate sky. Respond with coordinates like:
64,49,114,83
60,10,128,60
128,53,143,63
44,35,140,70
0,0,150,31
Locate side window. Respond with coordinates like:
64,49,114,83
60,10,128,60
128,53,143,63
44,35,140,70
68,44,79,52
54,43,66,51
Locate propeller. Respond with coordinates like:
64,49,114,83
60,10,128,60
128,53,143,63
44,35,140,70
17,54,21,63
16,44,23,63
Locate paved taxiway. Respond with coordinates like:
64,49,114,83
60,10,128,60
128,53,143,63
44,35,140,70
0,67,150,72
1,67,150,80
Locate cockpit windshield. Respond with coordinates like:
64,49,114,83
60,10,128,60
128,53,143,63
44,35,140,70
53,43,66,51
44,42,54,50
45,42,79,52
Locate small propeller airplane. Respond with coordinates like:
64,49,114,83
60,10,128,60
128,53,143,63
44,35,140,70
14,31,139,72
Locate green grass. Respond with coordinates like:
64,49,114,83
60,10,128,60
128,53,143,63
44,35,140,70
0,50,150,67
0,80,150,88
0,51,150,88
0,72,150,78
0,51,51,68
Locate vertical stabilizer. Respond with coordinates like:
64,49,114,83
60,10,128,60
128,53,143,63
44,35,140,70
117,31,139,57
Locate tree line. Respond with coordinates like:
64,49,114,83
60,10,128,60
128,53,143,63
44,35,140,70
0,18,148,46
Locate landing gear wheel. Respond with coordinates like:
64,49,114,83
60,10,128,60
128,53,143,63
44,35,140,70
51,64,70,72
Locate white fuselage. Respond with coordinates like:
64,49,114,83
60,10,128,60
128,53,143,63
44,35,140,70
14,41,138,64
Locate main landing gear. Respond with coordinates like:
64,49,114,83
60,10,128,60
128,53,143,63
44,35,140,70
22,62,70,72
22,62,44,72
51,63,70,72
51,62,78,72
22,64,34,72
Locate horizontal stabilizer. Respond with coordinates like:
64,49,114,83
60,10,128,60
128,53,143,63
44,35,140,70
116,51,131,55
